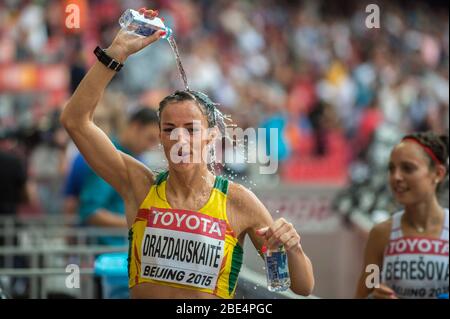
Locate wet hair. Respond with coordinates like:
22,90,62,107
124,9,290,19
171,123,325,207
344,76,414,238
128,107,159,126
157,90,228,136
402,131,449,191
155,91,229,201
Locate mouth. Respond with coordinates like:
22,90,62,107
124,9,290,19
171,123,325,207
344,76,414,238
175,150,192,163
392,185,410,195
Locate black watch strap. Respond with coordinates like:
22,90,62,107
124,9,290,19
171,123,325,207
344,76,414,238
94,46,124,72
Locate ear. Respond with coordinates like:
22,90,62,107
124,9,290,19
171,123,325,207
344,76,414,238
206,127,219,145
434,164,447,184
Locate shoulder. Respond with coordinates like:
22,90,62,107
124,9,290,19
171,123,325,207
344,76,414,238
227,182,262,210
366,218,392,254
227,182,273,227
370,218,392,237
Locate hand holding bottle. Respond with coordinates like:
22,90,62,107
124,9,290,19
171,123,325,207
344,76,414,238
106,8,166,63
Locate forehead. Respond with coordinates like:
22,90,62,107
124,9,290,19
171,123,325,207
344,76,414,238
390,141,429,164
160,100,206,124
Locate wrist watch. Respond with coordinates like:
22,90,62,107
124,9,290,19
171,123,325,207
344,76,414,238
93,46,124,72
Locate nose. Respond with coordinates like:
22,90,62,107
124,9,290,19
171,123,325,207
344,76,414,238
390,167,403,183
172,128,190,145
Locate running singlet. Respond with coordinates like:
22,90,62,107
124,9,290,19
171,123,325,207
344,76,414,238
128,171,244,299
381,209,449,299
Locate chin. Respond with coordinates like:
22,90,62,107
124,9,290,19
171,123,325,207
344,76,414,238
169,161,196,172
394,194,421,207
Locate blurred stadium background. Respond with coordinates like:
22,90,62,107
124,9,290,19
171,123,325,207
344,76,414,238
0,0,448,299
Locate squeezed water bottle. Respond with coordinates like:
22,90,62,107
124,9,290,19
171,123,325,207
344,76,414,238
119,9,173,39
262,245,291,292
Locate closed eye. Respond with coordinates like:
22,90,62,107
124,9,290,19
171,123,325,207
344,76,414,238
401,163,416,174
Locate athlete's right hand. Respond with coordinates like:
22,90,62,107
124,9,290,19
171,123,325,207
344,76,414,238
106,8,165,63
369,284,399,299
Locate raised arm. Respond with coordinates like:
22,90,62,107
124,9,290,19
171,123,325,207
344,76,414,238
60,11,165,199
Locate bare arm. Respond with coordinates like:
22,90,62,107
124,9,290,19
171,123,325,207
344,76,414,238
60,21,165,200
229,184,315,296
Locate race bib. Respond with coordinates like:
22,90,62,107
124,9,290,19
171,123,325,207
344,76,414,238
139,207,227,290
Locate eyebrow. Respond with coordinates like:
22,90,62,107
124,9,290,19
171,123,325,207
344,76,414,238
389,160,419,166
162,122,196,126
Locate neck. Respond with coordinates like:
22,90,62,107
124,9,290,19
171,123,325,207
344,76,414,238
166,166,215,199
404,196,444,229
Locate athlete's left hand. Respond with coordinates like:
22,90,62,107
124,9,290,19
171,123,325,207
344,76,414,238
256,218,302,252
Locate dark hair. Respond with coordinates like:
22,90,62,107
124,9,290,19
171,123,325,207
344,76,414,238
128,107,159,126
402,131,449,191
403,132,449,169
157,90,228,136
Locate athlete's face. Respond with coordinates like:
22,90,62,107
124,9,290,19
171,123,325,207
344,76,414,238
388,141,443,206
159,100,216,171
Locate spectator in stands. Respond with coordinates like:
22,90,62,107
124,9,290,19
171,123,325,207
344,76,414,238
0,147,27,216
29,112,69,215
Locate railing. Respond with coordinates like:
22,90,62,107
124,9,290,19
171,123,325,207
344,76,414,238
0,244,128,299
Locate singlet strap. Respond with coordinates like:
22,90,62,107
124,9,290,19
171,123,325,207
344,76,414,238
441,209,449,240
155,171,169,186
444,209,449,228
390,211,404,240
213,175,229,195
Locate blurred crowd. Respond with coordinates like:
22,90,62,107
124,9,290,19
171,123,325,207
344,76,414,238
0,0,448,217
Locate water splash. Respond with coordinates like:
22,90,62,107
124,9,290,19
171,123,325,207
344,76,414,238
165,37,256,190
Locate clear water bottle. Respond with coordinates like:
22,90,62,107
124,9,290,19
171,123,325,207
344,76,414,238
119,9,173,39
262,245,291,292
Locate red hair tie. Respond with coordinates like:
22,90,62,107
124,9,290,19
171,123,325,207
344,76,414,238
402,137,443,166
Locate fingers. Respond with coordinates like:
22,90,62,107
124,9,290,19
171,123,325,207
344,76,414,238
257,218,301,251
285,236,301,251
256,227,269,237
377,284,395,295
138,8,159,19
372,285,398,299
267,222,292,248
372,290,398,299
141,30,166,46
